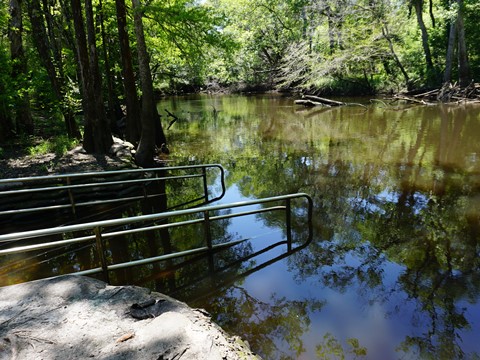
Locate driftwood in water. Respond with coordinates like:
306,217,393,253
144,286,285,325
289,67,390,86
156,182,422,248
295,94,367,108
294,99,326,107
392,82,480,104
304,95,346,106
294,96,344,107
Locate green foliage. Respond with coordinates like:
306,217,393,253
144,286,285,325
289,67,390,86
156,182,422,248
0,4,13,127
202,0,479,93
139,0,236,92
1,0,478,151
463,0,480,78
27,135,79,156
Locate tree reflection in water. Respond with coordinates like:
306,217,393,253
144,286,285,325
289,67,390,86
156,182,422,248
156,95,480,359
4,95,480,359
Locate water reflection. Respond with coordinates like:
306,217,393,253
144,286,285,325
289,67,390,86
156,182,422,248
2,95,479,358
158,95,480,359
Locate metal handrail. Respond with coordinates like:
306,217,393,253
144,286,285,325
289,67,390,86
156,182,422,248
0,164,223,185
0,164,226,218
0,193,313,283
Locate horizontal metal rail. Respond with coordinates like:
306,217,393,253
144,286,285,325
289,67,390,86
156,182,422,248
0,164,224,185
0,193,313,283
0,193,311,243
0,164,226,219
0,173,203,196
0,194,164,216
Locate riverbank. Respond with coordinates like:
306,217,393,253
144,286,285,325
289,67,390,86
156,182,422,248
0,275,260,359
0,136,137,178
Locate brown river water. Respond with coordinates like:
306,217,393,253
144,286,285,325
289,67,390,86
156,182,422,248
2,94,480,359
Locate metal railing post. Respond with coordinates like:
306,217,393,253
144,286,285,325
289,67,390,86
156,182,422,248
94,227,110,284
202,166,209,203
286,198,292,251
203,210,214,273
66,177,77,217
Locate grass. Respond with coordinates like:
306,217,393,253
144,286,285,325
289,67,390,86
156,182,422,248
27,135,79,157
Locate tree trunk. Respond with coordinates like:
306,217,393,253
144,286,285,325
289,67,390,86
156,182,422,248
26,0,81,139
131,0,166,167
98,0,117,135
325,6,335,54
71,0,112,153
456,0,470,87
71,0,94,150
115,0,141,143
42,0,63,80
412,0,434,73
9,0,34,136
382,25,410,86
27,0,60,98
0,101,13,142
85,0,112,152
443,19,456,83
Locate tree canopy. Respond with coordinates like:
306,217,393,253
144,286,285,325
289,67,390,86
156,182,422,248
0,0,478,161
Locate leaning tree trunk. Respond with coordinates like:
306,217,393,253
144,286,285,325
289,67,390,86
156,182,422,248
412,0,434,75
9,0,34,136
115,0,141,143
382,25,410,87
131,0,166,167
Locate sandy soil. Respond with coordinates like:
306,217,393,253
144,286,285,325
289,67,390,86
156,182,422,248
0,276,260,360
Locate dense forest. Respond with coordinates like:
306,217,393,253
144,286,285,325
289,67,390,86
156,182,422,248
0,0,478,165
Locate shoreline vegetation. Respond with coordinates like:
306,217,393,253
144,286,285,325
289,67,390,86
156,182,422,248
1,83,478,181
293,82,480,108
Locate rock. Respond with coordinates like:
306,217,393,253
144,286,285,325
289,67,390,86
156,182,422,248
0,276,261,360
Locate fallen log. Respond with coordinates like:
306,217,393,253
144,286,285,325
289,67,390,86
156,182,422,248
304,95,345,106
295,95,367,108
392,95,435,106
294,99,330,107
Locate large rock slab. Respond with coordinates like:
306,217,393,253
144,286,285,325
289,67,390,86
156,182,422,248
0,276,260,360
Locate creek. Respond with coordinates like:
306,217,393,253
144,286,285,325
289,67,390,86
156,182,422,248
4,93,480,359
158,94,480,360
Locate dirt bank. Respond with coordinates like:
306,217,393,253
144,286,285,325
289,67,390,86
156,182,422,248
0,275,260,360
0,137,137,179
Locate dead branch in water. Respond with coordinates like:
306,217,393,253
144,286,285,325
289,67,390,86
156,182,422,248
294,94,367,108
165,109,178,129
391,82,480,104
